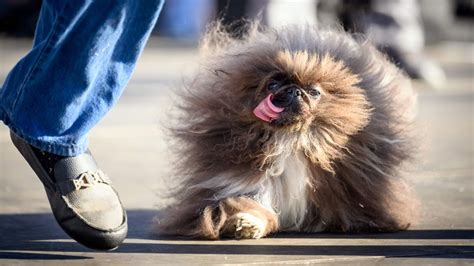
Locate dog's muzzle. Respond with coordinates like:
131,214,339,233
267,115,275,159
272,86,303,108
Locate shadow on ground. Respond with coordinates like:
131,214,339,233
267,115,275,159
0,209,473,260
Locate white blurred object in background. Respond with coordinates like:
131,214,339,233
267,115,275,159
267,0,318,28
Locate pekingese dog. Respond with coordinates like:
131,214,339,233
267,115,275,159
157,23,418,239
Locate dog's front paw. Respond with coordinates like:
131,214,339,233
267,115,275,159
232,212,266,239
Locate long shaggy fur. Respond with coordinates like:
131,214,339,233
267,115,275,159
157,23,418,239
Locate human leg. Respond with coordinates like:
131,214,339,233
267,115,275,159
340,0,446,88
1,0,164,250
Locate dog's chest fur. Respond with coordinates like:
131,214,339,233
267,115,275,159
257,152,309,230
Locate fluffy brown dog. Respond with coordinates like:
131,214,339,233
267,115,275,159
157,23,418,239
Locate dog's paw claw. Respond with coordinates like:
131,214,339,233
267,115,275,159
233,212,266,239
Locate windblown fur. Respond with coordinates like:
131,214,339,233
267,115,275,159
157,23,418,239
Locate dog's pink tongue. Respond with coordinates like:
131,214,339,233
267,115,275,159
253,94,285,122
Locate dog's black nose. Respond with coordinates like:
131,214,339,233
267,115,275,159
286,86,302,97
272,86,302,107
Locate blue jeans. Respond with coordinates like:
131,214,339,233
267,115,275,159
0,0,164,156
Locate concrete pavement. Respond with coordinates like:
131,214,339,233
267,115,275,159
0,37,473,265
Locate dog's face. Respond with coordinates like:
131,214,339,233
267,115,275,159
242,50,371,134
257,73,322,127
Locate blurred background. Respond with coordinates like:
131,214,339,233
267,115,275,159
1,0,473,41
1,0,473,87
0,1,473,263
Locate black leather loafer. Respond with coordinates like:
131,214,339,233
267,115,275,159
10,131,127,250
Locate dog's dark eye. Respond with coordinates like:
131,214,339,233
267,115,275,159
307,87,321,97
267,81,280,92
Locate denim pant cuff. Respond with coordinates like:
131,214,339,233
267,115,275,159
1,109,88,156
